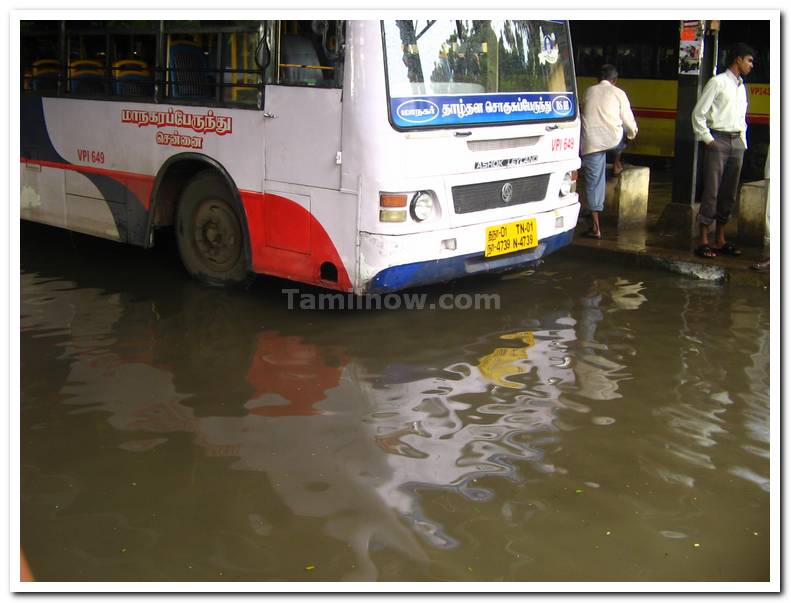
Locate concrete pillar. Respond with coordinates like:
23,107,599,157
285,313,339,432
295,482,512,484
658,20,719,239
671,21,717,206
737,179,769,245
601,166,650,229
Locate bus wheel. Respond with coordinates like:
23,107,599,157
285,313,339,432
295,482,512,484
176,171,248,285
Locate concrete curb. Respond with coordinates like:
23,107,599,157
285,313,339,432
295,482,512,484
560,237,770,288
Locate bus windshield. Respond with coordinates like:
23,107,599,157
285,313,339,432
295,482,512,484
383,20,577,129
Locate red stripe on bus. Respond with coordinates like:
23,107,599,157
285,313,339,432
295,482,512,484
240,190,353,292
21,158,155,209
21,158,352,289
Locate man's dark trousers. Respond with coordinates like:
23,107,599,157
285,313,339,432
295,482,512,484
698,130,745,226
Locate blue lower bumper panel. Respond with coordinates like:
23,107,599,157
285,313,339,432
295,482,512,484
366,229,574,293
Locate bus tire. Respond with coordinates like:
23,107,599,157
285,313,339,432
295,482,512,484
176,170,249,286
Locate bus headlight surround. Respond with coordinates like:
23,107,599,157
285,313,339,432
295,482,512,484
410,191,435,222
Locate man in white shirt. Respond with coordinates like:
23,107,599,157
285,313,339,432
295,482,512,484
691,42,754,258
579,64,638,238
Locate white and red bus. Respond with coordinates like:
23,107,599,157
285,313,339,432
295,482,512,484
20,19,580,294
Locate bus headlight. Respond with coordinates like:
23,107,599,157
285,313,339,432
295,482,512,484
410,191,435,222
560,170,577,197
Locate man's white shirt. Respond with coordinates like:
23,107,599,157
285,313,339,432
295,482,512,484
580,80,638,156
691,69,749,148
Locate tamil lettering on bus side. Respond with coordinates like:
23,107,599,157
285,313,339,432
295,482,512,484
155,130,204,150
121,108,233,135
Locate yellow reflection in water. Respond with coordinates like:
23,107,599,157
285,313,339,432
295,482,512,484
477,331,535,389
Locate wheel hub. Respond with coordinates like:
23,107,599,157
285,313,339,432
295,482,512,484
193,200,240,269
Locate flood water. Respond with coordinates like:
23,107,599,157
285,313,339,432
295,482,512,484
19,222,770,583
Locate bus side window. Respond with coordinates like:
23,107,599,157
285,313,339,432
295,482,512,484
322,20,345,88
113,59,154,97
168,38,215,99
575,44,603,78
28,59,60,93
110,30,156,98
66,31,108,96
22,21,61,94
223,30,262,106
275,20,344,88
281,34,323,85
656,46,678,80
616,46,638,78
69,59,105,95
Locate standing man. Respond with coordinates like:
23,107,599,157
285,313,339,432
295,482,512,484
579,64,638,239
691,42,754,258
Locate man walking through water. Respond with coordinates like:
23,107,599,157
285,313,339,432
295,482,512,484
579,64,638,239
691,42,754,258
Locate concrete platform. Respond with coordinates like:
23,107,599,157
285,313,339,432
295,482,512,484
570,166,770,288
563,232,769,287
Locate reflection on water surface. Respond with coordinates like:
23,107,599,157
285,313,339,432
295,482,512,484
20,224,770,582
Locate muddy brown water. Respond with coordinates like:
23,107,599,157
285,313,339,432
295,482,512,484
19,222,770,582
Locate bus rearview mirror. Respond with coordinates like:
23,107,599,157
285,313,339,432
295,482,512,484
255,36,270,70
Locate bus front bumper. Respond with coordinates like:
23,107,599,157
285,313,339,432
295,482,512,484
359,201,579,294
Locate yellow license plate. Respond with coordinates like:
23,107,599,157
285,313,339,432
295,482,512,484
484,218,538,257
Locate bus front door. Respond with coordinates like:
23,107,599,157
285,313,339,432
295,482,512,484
263,85,343,191
261,85,343,258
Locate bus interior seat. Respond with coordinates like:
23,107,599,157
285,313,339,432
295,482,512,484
113,59,154,96
168,41,214,98
281,35,323,85
69,59,105,95
30,59,60,93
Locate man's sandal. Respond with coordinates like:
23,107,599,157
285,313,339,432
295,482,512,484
694,245,718,259
712,242,743,256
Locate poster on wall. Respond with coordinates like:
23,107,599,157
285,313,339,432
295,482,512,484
679,20,705,74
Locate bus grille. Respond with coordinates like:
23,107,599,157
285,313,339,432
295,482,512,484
452,174,551,214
